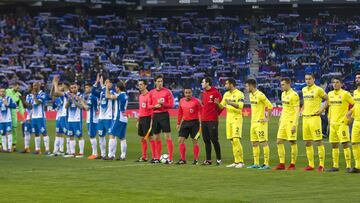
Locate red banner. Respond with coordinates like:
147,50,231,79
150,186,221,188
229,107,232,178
19,108,283,121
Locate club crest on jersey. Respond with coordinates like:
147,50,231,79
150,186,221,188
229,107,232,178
142,102,146,108
190,108,194,113
209,95,214,102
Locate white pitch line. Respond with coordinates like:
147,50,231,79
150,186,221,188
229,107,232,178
21,163,150,173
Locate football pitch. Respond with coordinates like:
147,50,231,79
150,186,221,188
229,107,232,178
0,117,359,203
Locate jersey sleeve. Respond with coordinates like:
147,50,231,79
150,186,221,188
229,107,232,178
293,93,300,124
237,92,244,109
346,92,355,106
7,97,17,109
216,90,223,115
177,100,183,125
318,87,326,98
197,99,203,120
163,90,174,109
147,91,155,109
119,93,128,112
260,93,273,110
219,93,227,108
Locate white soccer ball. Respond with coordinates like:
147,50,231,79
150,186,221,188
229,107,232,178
160,154,169,164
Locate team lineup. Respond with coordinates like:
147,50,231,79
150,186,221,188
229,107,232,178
1,72,360,173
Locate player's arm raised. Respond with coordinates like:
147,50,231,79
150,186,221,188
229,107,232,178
73,96,85,109
52,76,65,97
33,92,45,105
4,97,17,109
105,84,117,100
65,95,71,109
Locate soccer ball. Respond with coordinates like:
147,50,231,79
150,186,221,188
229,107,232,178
160,154,169,164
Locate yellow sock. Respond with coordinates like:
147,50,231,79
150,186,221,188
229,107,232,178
318,145,325,167
353,144,360,169
232,138,243,163
344,147,351,169
332,148,339,168
277,143,285,164
263,145,270,166
306,146,315,168
253,145,260,165
290,144,298,164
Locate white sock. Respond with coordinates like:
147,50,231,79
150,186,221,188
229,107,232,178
59,137,64,153
2,136,7,151
35,136,41,151
90,138,97,155
53,137,59,153
120,139,127,159
24,133,30,149
7,134,12,151
100,137,106,157
66,137,70,154
43,136,50,152
70,140,76,155
108,138,114,157
113,139,118,158
79,139,84,154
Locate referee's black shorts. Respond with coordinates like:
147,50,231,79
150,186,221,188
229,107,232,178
138,116,152,137
152,112,171,134
179,120,200,139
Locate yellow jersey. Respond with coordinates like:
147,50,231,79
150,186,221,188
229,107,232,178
249,90,273,123
328,89,354,125
220,88,244,120
302,84,326,116
352,89,360,121
281,88,300,123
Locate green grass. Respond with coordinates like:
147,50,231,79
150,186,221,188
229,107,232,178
0,117,359,203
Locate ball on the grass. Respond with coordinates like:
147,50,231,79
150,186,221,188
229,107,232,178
160,154,169,163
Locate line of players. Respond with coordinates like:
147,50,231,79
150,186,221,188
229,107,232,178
1,72,360,173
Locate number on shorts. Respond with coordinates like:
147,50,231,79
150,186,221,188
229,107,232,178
315,129,321,136
259,131,264,137
342,131,346,137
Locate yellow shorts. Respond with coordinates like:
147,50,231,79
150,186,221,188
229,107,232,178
250,122,268,142
302,116,322,141
277,120,297,141
329,124,350,143
226,118,243,140
351,121,360,143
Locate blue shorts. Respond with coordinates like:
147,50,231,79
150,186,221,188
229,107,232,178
97,119,112,137
109,120,127,139
31,118,47,135
67,122,82,138
0,122,12,136
22,121,31,134
87,122,97,138
56,117,68,135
